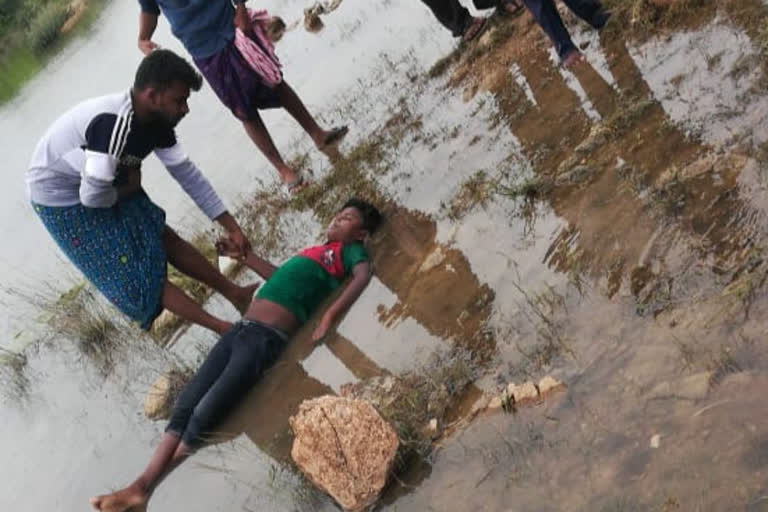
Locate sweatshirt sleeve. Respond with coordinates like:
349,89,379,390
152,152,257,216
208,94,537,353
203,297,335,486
80,113,121,208
155,143,227,220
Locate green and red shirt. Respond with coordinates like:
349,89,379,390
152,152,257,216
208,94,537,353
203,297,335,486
255,241,369,324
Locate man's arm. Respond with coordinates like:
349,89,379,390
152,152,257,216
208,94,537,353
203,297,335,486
155,145,251,256
312,262,372,343
138,0,160,55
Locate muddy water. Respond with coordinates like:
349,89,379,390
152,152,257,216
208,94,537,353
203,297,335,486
7,1,768,511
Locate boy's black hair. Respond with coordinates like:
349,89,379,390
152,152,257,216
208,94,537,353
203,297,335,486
134,49,203,92
343,198,382,234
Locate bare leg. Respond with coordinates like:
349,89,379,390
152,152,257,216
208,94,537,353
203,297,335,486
274,81,332,147
162,281,232,335
241,114,300,185
90,433,192,512
163,226,257,314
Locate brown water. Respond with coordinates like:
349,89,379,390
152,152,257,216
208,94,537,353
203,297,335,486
5,0,768,510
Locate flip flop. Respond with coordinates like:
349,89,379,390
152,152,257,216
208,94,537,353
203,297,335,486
285,173,306,195
461,17,489,43
318,125,349,149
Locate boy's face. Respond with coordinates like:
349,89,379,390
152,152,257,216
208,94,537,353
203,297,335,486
327,207,366,242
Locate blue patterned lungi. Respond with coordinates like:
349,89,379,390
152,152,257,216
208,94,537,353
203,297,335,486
33,192,167,329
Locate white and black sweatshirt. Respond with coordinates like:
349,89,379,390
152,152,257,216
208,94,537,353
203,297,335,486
26,91,226,220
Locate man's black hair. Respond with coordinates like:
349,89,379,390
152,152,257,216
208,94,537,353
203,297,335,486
343,198,382,234
134,49,203,92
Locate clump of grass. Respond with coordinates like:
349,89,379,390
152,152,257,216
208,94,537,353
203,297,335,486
496,175,553,200
707,346,742,386
342,349,475,471
0,346,30,401
602,96,656,140
27,1,72,53
601,0,705,41
46,283,124,375
443,169,495,220
428,51,460,79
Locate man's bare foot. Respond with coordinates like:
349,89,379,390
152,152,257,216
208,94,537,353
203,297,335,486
90,484,147,512
562,49,585,69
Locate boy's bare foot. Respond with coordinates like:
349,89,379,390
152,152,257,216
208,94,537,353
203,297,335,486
562,49,585,69
90,484,147,512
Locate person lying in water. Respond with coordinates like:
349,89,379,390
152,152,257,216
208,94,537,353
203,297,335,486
90,198,382,512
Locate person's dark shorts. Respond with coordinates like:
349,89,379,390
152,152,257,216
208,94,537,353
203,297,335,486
194,40,283,121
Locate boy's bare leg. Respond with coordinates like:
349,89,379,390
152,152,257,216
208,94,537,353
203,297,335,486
274,81,348,149
163,227,257,314
90,433,192,512
241,114,301,186
162,281,232,335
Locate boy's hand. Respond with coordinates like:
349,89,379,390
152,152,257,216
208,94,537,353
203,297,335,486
311,317,333,344
227,227,251,259
216,238,246,260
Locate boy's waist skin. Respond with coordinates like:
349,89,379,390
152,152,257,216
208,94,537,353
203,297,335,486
244,298,299,334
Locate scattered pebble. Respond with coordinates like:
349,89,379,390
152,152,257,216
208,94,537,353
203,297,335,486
650,434,661,449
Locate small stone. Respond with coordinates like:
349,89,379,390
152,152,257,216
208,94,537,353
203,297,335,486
471,394,490,414
428,418,438,432
538,376,565,397
488,396,503,409
511,381,539,405
650,434,661,449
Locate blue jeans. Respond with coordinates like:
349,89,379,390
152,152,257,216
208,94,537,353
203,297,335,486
166,321,288,449
521,0,609,58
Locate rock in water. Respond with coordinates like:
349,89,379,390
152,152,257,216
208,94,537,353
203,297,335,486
511,381,539,405
538,376,565,397
304,5,325,32
144,374,173,420
143,369,191,420
290,396,399,511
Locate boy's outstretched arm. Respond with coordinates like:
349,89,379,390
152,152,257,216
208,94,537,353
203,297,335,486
216,239,278,281
312,262,372,343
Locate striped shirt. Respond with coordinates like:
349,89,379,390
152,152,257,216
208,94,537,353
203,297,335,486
26,91,226,220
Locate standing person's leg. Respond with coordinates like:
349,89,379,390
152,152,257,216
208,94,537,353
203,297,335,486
90,326,239,512
241,114,303,187
519,0,582,65
161,282,232,335
420,0,472,36
163,226,257,313
274,81,348,150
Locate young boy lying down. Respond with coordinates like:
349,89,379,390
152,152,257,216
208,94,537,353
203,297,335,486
91,198,382,512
